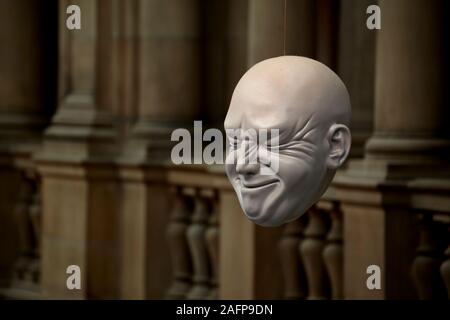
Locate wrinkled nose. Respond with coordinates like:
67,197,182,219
235,137,259,175
236,161,259,175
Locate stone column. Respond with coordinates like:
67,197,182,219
0,0,56,297
225,0,249,115
200,0,226,127
365,0,449,161
0,1,56,151
335,0,449,299
36,0,123,299
125,0,201,162
117,0,201,299
315,0,338,69
336,0,375,158
247,0,315,66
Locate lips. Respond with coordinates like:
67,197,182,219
239,177,278,189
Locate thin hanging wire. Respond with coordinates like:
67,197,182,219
283,0,287,55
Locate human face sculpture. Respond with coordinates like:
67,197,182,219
225,56,351,227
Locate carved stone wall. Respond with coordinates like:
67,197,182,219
0,0,448,300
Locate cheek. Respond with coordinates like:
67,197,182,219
276,157,310,186
277,139,328,175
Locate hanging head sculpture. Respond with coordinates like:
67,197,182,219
224,56,351,227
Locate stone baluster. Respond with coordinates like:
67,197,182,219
300,206,330,299
10,167,41,292
323,203,343,299
441,242,450,299
28,176,41,285
12,172,34,281
278,217,307,299
205,192,219,299
166,187,193,299
186,190,212,299
411,214,447,299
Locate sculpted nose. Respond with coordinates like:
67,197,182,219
236,161,260,175
235,137,260,175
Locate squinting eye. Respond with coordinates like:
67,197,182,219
229,139,239,148
262,142,279,152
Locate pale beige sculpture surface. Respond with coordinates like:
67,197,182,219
225,56,351,227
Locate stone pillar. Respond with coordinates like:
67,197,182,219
336,0,375,158
117,0,201,299
247,0,315,66
365,0,449,161
126,0,201,161
200,0,226,127
0,0,56,150
0,0,56,296
335,0,449,299
315,0,338,69
36,0,123,299
199,0,250,128
225,0,249,115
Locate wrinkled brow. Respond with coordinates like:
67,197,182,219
267,113,315,145
290,115,315,142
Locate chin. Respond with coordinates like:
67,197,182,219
241,198,291,227
239,199,267,225
245,210,279,227
253,216,284,227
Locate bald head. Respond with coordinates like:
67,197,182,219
225,56,351,139
224,56,352,227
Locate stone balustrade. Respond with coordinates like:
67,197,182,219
165,166,226,300
411,212,449,299
0,163,42,299
1,161,448,301
278,199,343,300
165,165,348,300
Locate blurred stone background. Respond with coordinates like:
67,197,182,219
0,0,449,299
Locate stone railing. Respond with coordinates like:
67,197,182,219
408,179,450,299
411,211,449,299
277,178,450,301
0,159,42,299
278,189,343,300
165,165,227,300
2,162,447,300
165,165,345,300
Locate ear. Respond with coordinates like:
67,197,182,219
326,124,351,170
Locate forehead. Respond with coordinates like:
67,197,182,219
224,81,311,132
225,95,284,130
